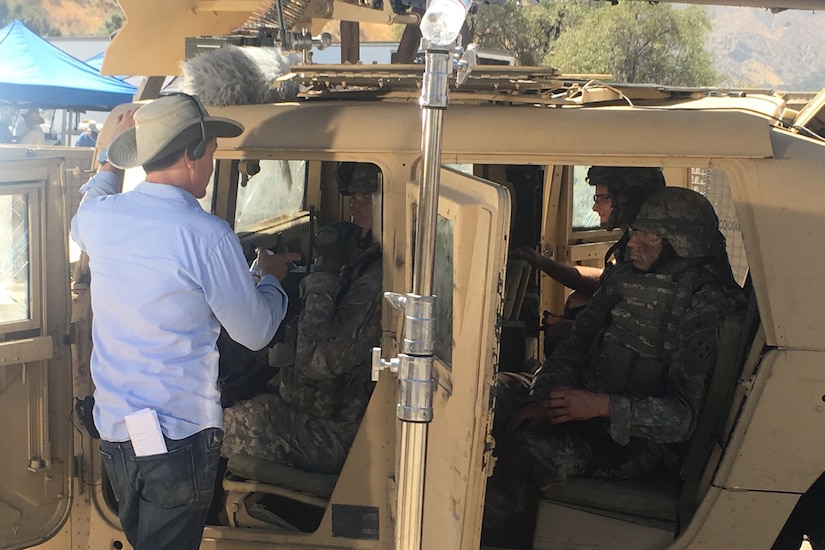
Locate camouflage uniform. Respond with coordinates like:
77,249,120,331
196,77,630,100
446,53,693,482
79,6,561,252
496,167,667,427
485,188,745,531
222,234,382,475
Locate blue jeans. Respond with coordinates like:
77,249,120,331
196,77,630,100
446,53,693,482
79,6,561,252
100,427,223,550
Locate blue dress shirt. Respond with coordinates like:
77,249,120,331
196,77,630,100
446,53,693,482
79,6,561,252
75,132,97,147
71,171,288,442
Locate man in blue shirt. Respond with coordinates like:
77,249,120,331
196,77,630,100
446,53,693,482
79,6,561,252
74,120,98,147
71,94,298,550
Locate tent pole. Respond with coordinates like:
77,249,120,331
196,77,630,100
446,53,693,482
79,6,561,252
63,110,71,146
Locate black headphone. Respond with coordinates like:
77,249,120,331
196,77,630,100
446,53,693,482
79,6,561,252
168,92,208,161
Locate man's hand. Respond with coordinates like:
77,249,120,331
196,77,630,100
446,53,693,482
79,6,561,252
111,108,137,137
546,388,609,424
256,248,300,281
506,388,610,432
99,108,137,174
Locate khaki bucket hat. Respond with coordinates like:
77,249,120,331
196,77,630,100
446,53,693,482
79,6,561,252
108,94,243,169
24,108,45,124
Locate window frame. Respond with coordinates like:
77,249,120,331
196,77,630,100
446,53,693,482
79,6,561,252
0,182,43,334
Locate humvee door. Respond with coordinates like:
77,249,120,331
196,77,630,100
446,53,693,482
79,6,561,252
0,159,73,549
405,166,510,549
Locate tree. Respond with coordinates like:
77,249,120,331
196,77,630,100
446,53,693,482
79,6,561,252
101,11,124,37
469,0,718,86
547,3,718,86
470,1,592,66
0,0,61,36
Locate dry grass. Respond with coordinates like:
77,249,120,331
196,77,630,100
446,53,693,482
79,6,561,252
40,0,401,39
36,0,121,36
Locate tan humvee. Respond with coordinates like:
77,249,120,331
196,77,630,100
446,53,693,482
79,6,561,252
3,1,825,547
3,69,825,549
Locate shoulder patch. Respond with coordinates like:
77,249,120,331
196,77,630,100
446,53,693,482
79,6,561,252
689,334,715,362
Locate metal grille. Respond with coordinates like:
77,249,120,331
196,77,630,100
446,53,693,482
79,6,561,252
690,167,749,286
234,0,314,33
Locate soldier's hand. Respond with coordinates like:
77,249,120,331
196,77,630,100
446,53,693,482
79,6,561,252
506,401,550,433
311,221,360,274
546,388,609,424
511,245,541,267
256,248,300,281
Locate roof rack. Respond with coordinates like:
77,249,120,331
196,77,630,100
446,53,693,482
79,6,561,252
291,64,782,107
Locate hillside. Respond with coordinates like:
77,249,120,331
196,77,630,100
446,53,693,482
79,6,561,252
33,0,395,41
27,0,825,91
709,6,825,91
24,0,121,36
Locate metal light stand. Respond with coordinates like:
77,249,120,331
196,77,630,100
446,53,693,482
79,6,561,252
372,37,477,550
370,43,450,550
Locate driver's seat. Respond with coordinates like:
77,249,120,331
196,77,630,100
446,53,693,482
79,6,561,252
222,455,338,530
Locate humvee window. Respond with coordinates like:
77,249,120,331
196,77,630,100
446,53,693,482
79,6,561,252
691,167,749,286
0,193,30,324
433,214,454,365
235,160,306,232
571,165,601,232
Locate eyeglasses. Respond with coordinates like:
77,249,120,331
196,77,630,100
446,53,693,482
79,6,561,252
593,193,611,203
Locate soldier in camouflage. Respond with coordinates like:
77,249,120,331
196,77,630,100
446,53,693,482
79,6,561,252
495,167,668,430
510,166,666,359
221,164,382,474
512,166,665,292
483,187,746,543
587,165,667,270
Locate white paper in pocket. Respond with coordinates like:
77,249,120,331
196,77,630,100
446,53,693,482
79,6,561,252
124,408,169,457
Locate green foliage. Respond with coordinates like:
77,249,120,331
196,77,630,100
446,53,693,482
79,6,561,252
470,0,592,66
546,3,718,86
470,0,718,86
0,0,61,36
100,10,123,36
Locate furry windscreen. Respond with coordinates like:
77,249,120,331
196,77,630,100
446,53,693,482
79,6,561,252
181,45,300,106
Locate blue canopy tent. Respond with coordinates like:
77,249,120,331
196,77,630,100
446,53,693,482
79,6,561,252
84,51,104,72
84,52,106,74
0,20,136,110
85,52,131,83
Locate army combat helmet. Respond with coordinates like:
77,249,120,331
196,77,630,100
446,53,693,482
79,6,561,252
587,166,666,230
631,187,720,258
336,162,381,195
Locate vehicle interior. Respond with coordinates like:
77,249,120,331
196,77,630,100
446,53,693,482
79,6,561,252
110,157,395,538
4,74,823,548
482,164,759,549
100,151,765,550
1,0,824,542
4,107,823,548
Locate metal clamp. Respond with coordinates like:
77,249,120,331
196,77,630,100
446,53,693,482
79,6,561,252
401,294,435,356
383,292,436,355
419,49,451,110
396,354,434,423
371,347,399,382
373,291,436,423
456,43,478,87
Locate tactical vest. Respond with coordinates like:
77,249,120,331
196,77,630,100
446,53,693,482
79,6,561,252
582,265,701,397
